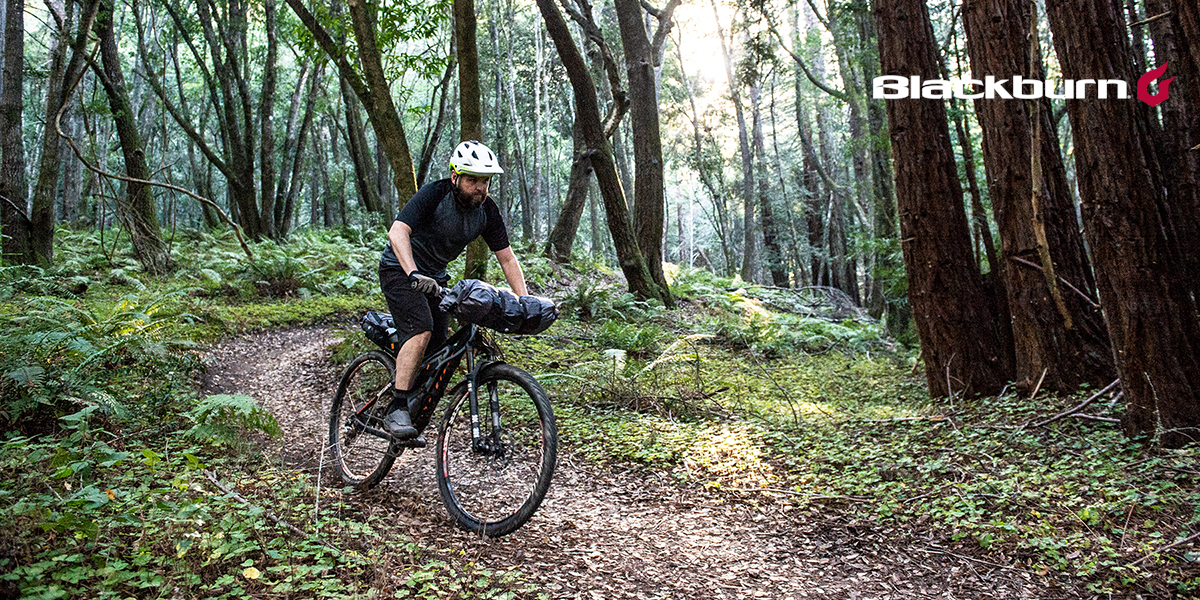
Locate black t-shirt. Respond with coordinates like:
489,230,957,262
379,179,511,280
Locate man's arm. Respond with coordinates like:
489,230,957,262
495,246,528,296
388,221,420,275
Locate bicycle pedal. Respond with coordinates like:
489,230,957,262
396,435,427,449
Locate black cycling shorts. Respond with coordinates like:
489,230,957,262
379,264,450,354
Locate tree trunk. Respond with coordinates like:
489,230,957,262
258,0,279,239
96,0,170,273
29,0,80,266
416,58,455,186
713,1,758,283
875,0,1013,397
535,0,668,304
1045,0,1200,446
457,0,490,280
858,9,905,333
0,0,29,264
615,0,674,305
281,62,321,238
752,83,787,286
963,0,1114,392
547,120,591,262
1149,0,1200,301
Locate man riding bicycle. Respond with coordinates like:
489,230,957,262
378,140,528,443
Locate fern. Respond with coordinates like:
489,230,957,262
185,394,281,447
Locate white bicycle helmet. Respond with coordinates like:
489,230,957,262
449,140,504,176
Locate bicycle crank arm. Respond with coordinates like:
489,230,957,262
352,417,395,442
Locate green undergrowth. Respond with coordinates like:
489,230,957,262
494,269,1199,597
7,228,1198,597
1,228,544,599
0,405,536,599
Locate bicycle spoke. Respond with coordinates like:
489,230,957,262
437,364,556,537
330,352,400,488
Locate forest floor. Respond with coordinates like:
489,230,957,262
201,326,1089,600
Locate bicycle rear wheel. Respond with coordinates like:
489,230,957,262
329,350,400,489
436,363,557,537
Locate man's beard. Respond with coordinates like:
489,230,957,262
452,181,486,209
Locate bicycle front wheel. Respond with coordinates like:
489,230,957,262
329,350,400,489
436,363,557,537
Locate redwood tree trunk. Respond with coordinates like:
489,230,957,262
963,0,1113,392
875,0,1014,397
1045,0,1200,446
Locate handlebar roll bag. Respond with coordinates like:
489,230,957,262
439,279,558,335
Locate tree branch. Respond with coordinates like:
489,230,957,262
764,18,848,102
57,58,254,262
1008,255,1101,309
1030,379,1121,428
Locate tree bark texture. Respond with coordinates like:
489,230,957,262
614,0,674,305
1,0,29,264
535,0,668,305
875,0,1014,397
1045,0,1200,446
963,0,1113,392
1154,0,1200,300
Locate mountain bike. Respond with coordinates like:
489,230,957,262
328,312,557,537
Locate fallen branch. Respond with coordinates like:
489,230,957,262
1030,379,1120,428
1029,367,1048,401
1071,413,1119,423
1008,256,1100,309
914,547,1022,572
203,469,340,551
1128,530,1200,567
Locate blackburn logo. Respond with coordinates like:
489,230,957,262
1138,62,1174,107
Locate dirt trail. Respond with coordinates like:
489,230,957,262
201,326,1072,600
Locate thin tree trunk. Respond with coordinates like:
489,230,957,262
96,0,170,273
416,57,455,186
281,61,321,238
547,120,591,262
457,0,491,280
258,0,278,238
752,83,787,286
713,0,757,283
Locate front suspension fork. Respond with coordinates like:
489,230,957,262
466,350,504,454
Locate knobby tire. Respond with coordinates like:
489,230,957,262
436,363,557,537
329,350,401,489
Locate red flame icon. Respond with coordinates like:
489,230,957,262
1138,62,1174,107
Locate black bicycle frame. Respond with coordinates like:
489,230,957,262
358,323,499,448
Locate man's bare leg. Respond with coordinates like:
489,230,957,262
393,331,431,391
385,331,430,440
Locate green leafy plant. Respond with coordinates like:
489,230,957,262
185,394,281,447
